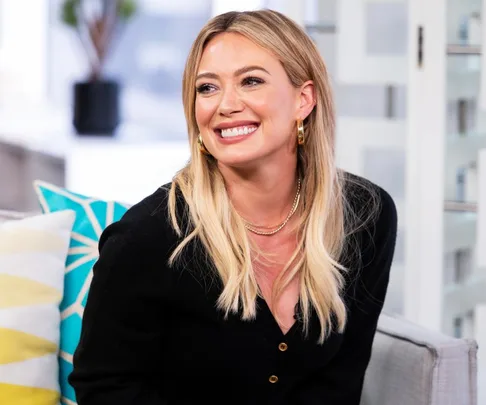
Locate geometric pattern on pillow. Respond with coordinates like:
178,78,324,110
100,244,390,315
0,210,75,405
33,181,129,405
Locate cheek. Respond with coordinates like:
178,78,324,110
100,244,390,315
195,99,216,128
248,88,295,122
245,92,279,120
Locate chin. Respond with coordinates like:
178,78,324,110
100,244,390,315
214,151,264,170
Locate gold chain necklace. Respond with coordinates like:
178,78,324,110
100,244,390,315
241,178,301,236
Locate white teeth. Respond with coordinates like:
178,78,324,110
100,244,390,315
220,125,258,138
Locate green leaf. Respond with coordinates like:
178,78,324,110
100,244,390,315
119,0,137,21
60,0,80,27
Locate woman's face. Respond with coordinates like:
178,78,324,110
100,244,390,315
194,32,314,169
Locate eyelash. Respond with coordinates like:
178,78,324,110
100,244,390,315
196,76,265,94
242,76,264,87
195,84,215,94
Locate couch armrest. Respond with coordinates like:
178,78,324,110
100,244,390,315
361,314,478,405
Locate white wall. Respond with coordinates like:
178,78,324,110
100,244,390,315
0,0,49,106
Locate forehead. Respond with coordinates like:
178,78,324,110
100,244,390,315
198,32,280,72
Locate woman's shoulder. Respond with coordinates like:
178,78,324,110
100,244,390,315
341,170,397,232
340,171,398,273
98,182,182,256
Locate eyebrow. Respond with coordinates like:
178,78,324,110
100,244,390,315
195,65,270,81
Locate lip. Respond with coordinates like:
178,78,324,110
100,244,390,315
214,120,260,131
214,122,260,145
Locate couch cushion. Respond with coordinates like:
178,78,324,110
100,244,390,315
33,180,129,405
0,210,75,405
0,210,29,223
361,314,477,405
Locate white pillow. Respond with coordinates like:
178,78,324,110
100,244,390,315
0,210,75,405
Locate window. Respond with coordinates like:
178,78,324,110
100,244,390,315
47,0,212,139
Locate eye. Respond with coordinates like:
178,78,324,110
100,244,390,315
196,83,217,94
242,76,264,87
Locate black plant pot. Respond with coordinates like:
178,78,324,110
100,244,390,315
73,79,120,136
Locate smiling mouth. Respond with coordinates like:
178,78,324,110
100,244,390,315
215,124,259,138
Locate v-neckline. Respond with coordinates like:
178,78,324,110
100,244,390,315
257,295,300,339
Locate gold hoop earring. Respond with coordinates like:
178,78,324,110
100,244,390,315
198,135,210,155
297,119,304,145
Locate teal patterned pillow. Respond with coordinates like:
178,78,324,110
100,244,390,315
33,181,129,405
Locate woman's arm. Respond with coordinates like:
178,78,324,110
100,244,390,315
294,186,398,405
68,204,169,405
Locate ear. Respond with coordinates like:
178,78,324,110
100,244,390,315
296,80,316,120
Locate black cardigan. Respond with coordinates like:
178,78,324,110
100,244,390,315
69,175,397,405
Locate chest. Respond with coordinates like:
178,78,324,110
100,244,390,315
251,235,301,334
163,266,345,396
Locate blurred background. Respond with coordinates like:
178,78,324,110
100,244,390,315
0,0,484,400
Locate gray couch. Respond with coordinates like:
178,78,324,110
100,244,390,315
362,314,477,405
0,209,478,405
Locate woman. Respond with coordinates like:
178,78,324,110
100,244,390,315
69,9,397,405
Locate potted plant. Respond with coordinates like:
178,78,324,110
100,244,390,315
60,0,137,136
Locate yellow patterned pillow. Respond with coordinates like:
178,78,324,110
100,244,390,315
0,210,75,405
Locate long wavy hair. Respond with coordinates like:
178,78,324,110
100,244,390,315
167,9,377,343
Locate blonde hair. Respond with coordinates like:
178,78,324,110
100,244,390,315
167,9,375,343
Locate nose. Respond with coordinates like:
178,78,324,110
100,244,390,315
218,86,244,116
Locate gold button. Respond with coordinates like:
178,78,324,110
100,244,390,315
269,375,279,383
278,342,288,352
